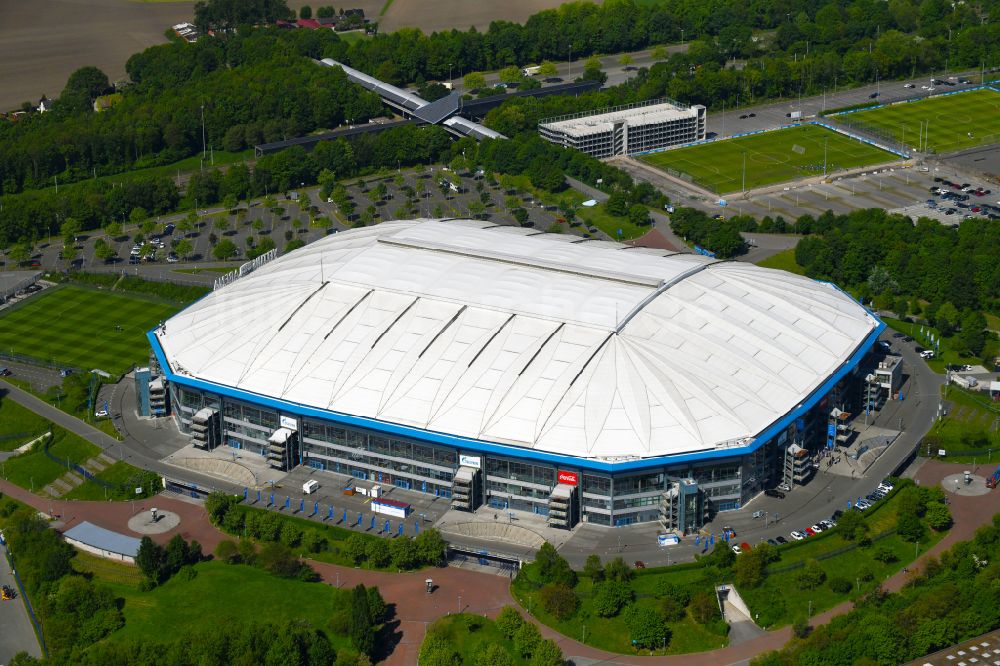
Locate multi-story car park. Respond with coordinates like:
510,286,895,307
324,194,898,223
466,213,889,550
150,219,883,532
538,98,707,158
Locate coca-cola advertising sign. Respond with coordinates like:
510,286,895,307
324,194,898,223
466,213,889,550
557,470,578,485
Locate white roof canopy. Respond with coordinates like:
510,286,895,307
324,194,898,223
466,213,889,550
158,220,877,461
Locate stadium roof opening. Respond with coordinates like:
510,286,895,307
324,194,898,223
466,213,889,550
156,220,879,463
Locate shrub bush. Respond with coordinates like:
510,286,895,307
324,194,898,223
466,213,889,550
538,583,580,620
828,576,853,594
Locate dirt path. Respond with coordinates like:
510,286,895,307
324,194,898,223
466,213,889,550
2,458,997,664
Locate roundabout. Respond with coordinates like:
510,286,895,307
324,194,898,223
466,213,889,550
941,472,993,497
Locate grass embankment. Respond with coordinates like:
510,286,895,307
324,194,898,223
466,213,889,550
423,614,529,664
755,248,806,275
514,481,947,653
926,384,1000,463
880,316,982,373
0,396,50,452
73,554,354,653
2,429,100,491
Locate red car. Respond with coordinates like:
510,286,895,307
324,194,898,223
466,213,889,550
972,207,981,213
805,527,816,536
740,542,752,551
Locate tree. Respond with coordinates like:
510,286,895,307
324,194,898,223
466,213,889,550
897,511,927,542
624,604,669,651
828,576,852,594
136,536,165,584
214,539,239,563
539,61,558,77
104,221,122,239
94,240,117,263
345,534,367,565
651,45,668,60
60,217,83,243
690,592,720,624
175,238,193,260
538,583,579,620
414,528,447,566
499,66,522,83
496,606,524,639
593,580,633,617
627,204,649,227
603,557,634,582
536,542,576,587
619,53,634,67
477,643,514,666
390,537,419,569
734,547,766,588
300,4,312,19
925,501,952,531
513,621,542,659
530,639,564,666
934,302,960,335
606,191,629,216
366,538,391,568
584,554,604,581
796,560,827,590
582,56,607,83
60,66,110,113
463,72,487,91
214,217,230,233
8,243,32,266
367,586,387,624
837,509,868,541
349,584,374,656
212,238,238,260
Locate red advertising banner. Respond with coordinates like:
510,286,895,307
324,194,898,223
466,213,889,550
557,470,578,485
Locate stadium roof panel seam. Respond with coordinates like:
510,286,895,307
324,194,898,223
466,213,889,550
157,219,879,461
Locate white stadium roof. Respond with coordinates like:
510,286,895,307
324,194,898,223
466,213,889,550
157,220,878,461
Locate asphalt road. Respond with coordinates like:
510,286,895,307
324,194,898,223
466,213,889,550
0,541,43,664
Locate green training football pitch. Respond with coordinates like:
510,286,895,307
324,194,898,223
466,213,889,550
0,285,179,375
843,88,1000,155
640,124,897,194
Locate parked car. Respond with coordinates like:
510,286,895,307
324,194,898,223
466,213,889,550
94,408,109,418
810,524,824,533
805,527,816,536
790,531,806,541
0,367,11,376
765,488,786,499
740,542,752,552
767,539,779,546
732,544,743,555
634,561,646,569
775,536,788,545
832,509,844,520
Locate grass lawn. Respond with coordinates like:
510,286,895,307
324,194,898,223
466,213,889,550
844,88,1000,154
0,285,180,375
424,614,528,664
61,461,160,501
640,124,896,194
0,396,50,451
3,428,100,492
880,316,982,373
755,247,806,275
928,385,1000,462
84,558,353,652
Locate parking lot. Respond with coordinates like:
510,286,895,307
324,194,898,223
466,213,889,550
4,167,570,276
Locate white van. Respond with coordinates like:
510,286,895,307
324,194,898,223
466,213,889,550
302,480,319,495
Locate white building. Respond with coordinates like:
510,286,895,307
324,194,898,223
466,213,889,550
538,99,707,158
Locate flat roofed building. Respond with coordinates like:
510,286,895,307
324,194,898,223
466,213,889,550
539,99,706,158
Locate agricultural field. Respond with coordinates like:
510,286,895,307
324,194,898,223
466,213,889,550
844,88,1000,154
640,124,896,194
0,285,180,375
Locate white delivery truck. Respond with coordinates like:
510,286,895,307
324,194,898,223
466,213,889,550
522,65,542,76
302,480,319,495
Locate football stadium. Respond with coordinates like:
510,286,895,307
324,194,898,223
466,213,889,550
149,220,884,531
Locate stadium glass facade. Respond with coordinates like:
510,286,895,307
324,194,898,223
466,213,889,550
166,354,872,531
